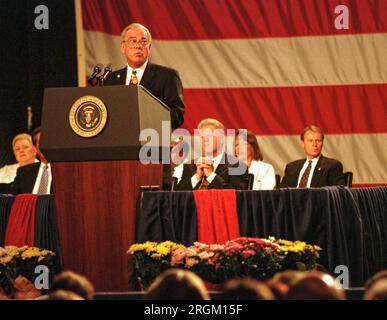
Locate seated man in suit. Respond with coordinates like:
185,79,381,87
104,22,185,129
280,125,345,188
10,127,53,195
174,118,248,190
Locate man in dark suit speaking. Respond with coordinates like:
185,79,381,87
280,125,345,188
104,23,185,129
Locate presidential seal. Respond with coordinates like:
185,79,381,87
69,95,107,137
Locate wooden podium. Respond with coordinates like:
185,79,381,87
40,85,170,291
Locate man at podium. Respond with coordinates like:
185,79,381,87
104,23,185,129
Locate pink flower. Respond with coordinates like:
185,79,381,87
170,248,186,266
241,249,255,259
193,242,207,249
185,257,199,268
198,251,214,260
209,244,224,251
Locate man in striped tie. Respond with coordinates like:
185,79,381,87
280,125,345,188
104,23,185,129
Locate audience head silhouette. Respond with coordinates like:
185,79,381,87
364,271,387,300
48,290,85,300
221,278,274,300
145,268,210,300
52,270,95,300
287,271,345,300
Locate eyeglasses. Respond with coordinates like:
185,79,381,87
123,38,150,47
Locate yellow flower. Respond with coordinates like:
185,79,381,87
277,239,294,246
0,255,13,265
127,242,157,254
150,253,162,259
155,245,169,256
127,241,186,255
159,241,179,248
40,250,55,257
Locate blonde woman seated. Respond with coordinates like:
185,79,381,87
235,130,276,190
0,133,38,184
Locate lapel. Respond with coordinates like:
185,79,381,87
291,160,305,186
215,154,229,178
140,62,155,88
311,155,325,187
24,162,41,192
112,68,127,85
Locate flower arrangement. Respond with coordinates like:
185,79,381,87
216,237,283,281
127,241,185,289
0,246,56,297
274,238,322,271
127,237,322,289
170,242,225,284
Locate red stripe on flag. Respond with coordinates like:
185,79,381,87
353,184,387,188
194,190,240,244
82,0,387,39
182,84,387,134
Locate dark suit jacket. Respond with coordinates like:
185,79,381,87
280,155,345,188
104,63,185,129
10,162,49,195
174,154,249,190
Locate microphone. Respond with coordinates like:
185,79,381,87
99,64,112,85
87,64,102,86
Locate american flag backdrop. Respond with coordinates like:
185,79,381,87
78,0,387,186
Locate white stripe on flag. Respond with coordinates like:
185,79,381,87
84,31,387,88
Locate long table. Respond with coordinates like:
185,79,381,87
137,187,387,287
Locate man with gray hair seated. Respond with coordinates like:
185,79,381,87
174,118,249,190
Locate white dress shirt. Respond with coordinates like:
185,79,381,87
248,160,276,190
125,60,148,85
32,162,52,195
297,156,321,188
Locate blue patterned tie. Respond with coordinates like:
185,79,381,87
37,164,49,195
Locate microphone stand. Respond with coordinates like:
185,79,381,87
98,65,112,85
87,65,102,86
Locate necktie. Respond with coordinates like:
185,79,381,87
130,70,138,85
298,160,312,188
37,164,49,195
199,177,210,190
